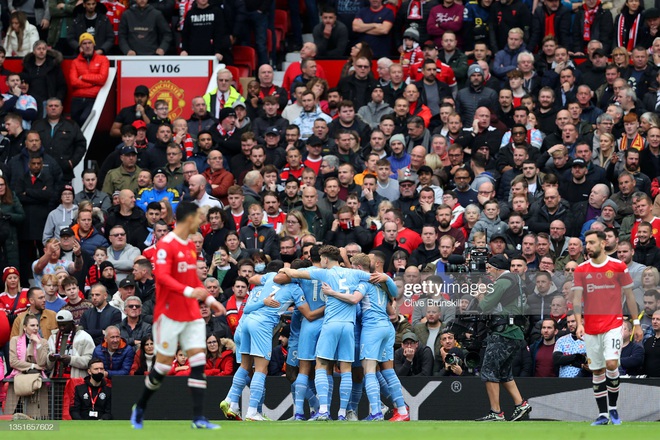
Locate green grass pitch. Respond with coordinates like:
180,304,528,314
2,420,658,440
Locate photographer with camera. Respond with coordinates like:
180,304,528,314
434,329,469,376
474,254,532,422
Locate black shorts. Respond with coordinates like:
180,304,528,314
480,333,523,383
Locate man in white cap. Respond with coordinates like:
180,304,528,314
47,309,95,378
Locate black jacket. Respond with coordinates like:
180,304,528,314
70,376,112,420
394,345,434,376
529,4,572,52
633,237,660,269
22,50,67,112
80,304,122,345
67,4,114,54
32,118,87,182
572,7,613,54
181,4,231,61
337,74,379,110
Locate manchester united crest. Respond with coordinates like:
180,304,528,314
148,80,186,120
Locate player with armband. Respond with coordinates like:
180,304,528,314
130,201,225,430
572,231,643,426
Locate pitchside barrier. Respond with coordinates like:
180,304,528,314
103,376,660,421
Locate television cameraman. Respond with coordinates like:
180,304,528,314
474,254,532,422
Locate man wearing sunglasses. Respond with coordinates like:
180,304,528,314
119,295,152,349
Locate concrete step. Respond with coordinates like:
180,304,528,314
285,52,301,63
273,71,285,86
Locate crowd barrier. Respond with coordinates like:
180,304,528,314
107,376,660,421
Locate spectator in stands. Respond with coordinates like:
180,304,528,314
202,150,234,205
22,44,66,121
619,318,645,375
69,32,112,127
530,319,559,377
67,0,114,55
529,0,572,53
455,65,497,126
204,69,243,122
75,169,111,213
4,11,40,57
313,6,348,60
118,295,151,348
145,100,171,142
572,0,613,55
352,0,394,59
136,168,179,213
104,225,140,282
131,258,154,303
395,331,434,376
2,73,38,129
42,185,77,242
101,146,141,195
110,85,154,137
0,174,24,269
92,324,134,377
427,0,464,49
180,0,229,61
643,310,660,376
80,283,121,345
282,42,327,93
118,0,171,55
189,173,222,209
256,64,288,111
47,309,94,377
72,209,108,256
8,286,56,339
337,57,378,110
187,97,217,140
31,98,85,182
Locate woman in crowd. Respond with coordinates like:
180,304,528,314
208,245,237,290
159,199,175,226
341,41,373,78
6,314,49,418
594,132,617,168
640,112,660,135
204,333,236,376
611,47,631,73
251,250,270,274
614,0,644,52
307,77,329,114
388,250,410,277
4,11,39,57
0,174,25,270
225,231,250,264
130,334,155,375
1,267,29,326
282,211,309,248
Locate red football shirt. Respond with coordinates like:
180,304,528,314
572,257,634,335
630,217,660,248
153,232,204,323
0,290,29,316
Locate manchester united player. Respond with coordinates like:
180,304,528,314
573,230,643,426
131,202,224,430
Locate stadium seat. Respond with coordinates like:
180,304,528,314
224,65,244,94
232,46,257,76
274,9,289,43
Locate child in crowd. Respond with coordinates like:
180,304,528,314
86,246,108,292
169,348,191,376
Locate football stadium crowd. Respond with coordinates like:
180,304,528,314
3,0,660,421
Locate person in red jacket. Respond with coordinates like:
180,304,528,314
169,348,191,376
204,333,235,376
69,33,110,127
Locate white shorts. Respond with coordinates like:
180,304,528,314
153,314,206,357
584,326,623,371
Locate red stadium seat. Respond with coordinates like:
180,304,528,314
224,65,244,94
274,9,289,42
232,46,257,76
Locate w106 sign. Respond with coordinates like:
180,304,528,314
117,57,216,121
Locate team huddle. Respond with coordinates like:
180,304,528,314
129,202,407,429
